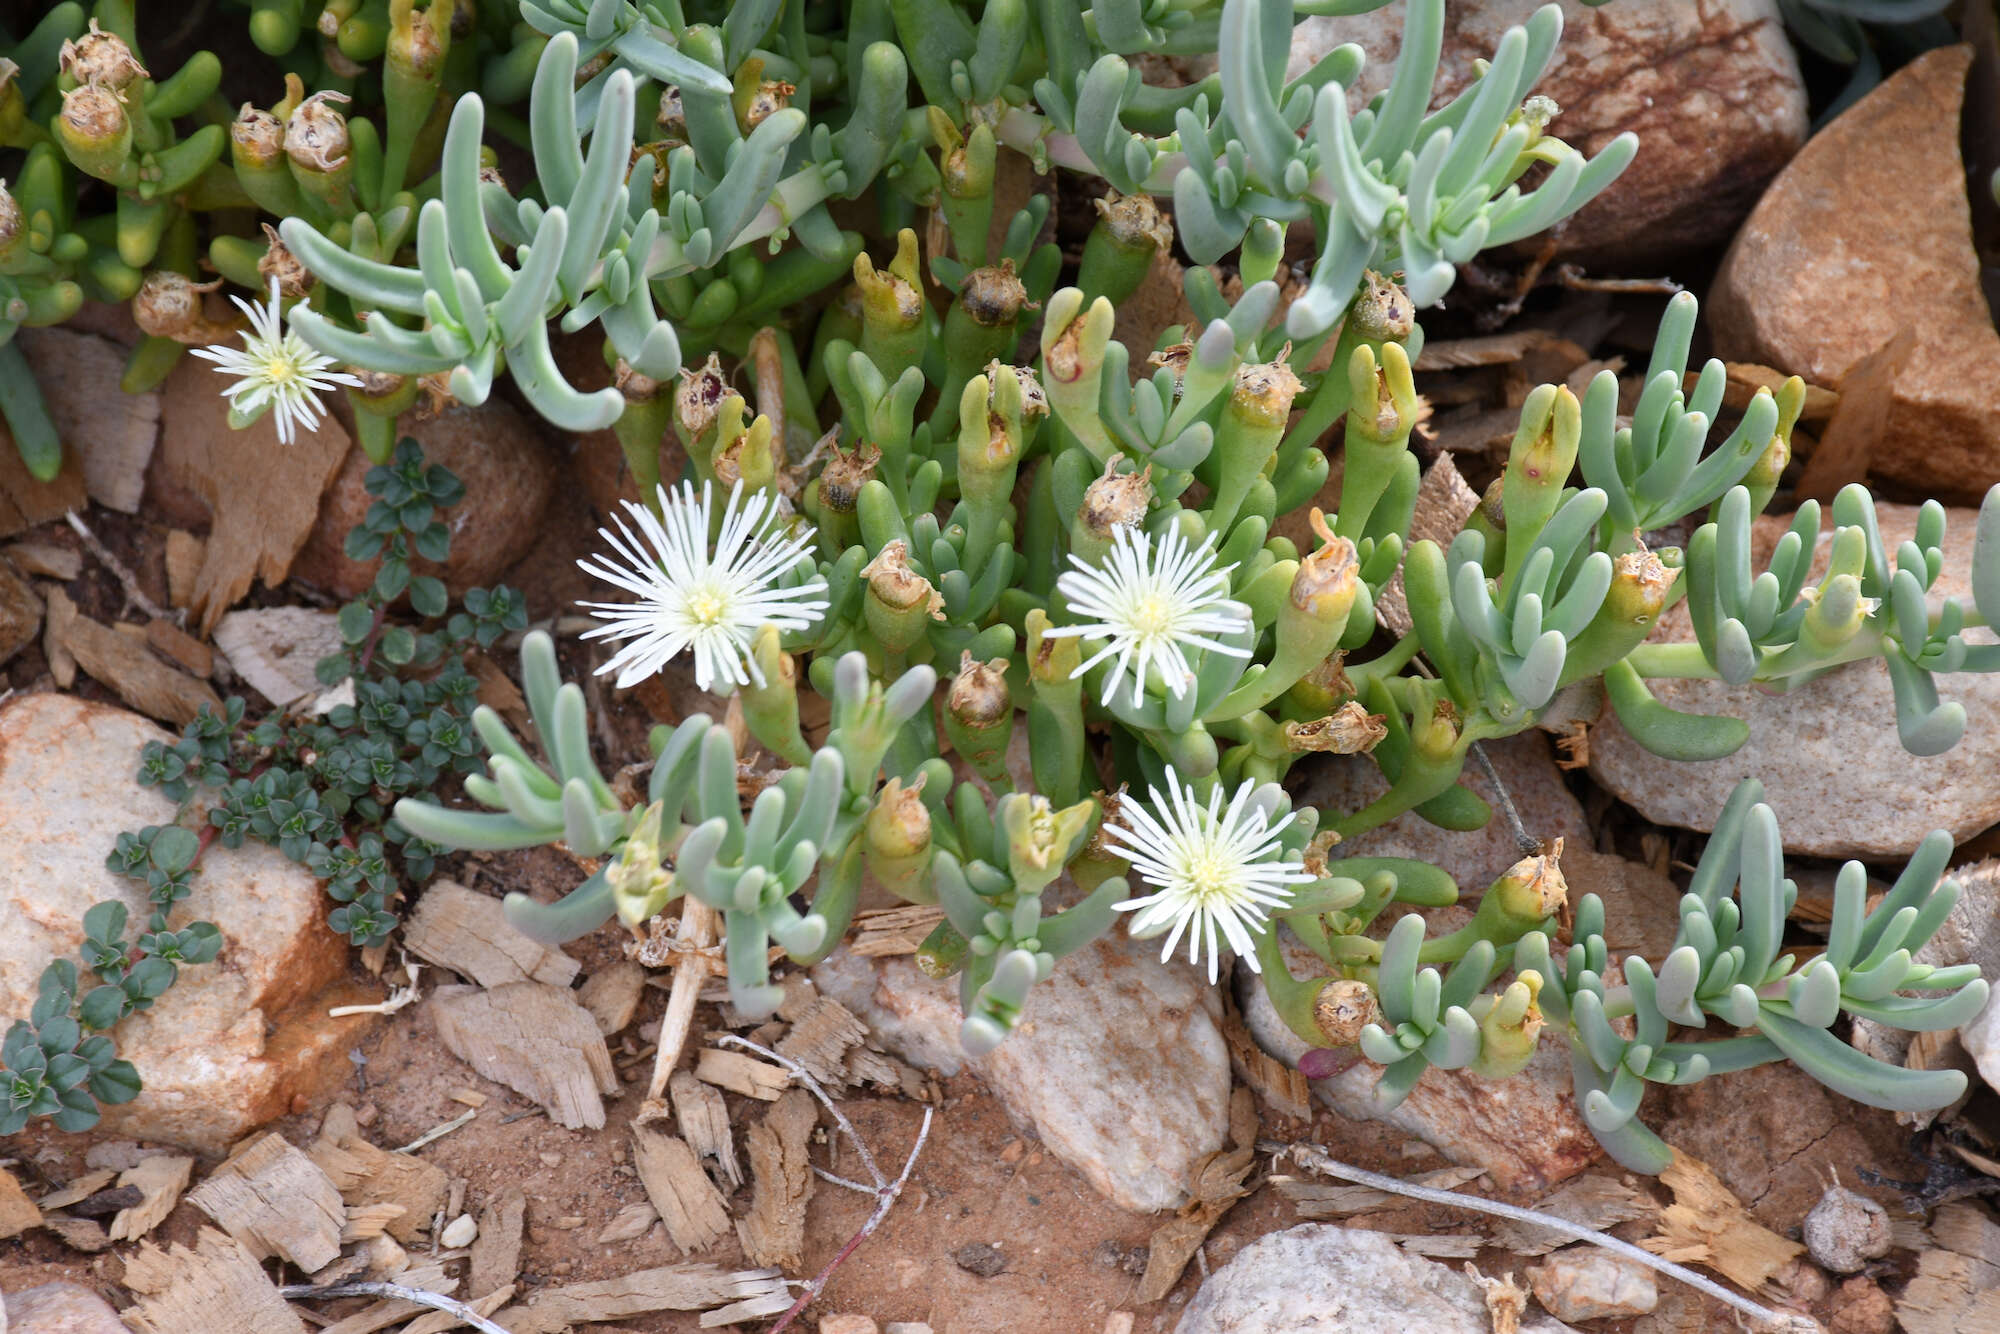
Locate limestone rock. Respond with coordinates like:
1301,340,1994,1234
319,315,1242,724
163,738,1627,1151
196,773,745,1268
1528,1247,1659,1321
1294,731,1588,893
813,929,1232,1212
1,1281,129,1333
1286,0,1806,265
1236,936,1599,1194
291,399,557,598
0,694,377,1150
1176,1224,1576,1333
1589,502,2000,858
1709,45,2000,505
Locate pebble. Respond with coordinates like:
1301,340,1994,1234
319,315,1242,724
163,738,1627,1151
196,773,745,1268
1527,1246,1660,1321
813,926,1232,1213
1589,503,2000,859
0,1281,130,1333
1827,1275,1895,1334
953,1242,1006,1278
440,1213,478,1248
1177,1224,1576,1333
1802,1184,1891,1274
817,1317,878,1334
0,694,376,1150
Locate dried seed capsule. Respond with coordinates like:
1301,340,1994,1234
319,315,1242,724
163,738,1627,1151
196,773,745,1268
1313,978,1381,1047
60,20,149,91
1802,1180,1891,1274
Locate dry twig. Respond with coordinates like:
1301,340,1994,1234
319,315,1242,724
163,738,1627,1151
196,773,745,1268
66,509,170,622
278,1281,510,1334
1268,1141,1820,1333
717,1035,934,1334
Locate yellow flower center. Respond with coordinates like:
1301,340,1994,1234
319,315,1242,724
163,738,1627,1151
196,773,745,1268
1130,594,1175,636
263,354,297,385
686,589,728,625
1181,848,1238,903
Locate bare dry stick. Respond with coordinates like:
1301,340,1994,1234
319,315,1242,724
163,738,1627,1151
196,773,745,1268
637,896,722,1122
718,1035,934,1334
278,1280,510,1334
1268,1141,1821,1334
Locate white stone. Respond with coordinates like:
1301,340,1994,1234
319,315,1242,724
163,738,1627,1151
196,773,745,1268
1285,0,1806,265
1,1281,131,1333
1175,1224,1576,1333
1588,503,2000,858
0,694,377,1150
813,928,1231,1212
440,1213,479,1248
1528,1246,1660,1321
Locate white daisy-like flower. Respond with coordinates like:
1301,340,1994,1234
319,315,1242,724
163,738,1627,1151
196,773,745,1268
189,277,360,445
578,479,829,692
1041,522,1253,708
1104,767,1313,984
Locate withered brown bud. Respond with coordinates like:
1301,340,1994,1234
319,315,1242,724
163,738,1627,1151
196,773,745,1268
257,223,313,299
351,368,408,402
861,540,944,618
1299,652,1356,707
1290,509,1360,617
674,352,730,438
1300,829,1343,879
1148,340,1194,385
60,83,128,146
1348,270,1415,344
1230,346,1306,429
657,85,686,136
132,272,230,344
0,183,21,259
957,260,1029,328
815,442,880,515
948,652,1011,728
286,91,352,172
575,49,613,86
741,80,794,131
61,20,148,90
1285,702,1387,755
231,105,285,168
1493,837,1568,923
1314,979,1381,1048
1080,459,1152,537
986,360,1047,419
1093,190,1174,254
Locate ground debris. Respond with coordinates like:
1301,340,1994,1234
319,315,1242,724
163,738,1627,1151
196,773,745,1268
0,1166,41,1238
211,606,343,709
122,1225,308,1334
431,981,617,1129
633,1127,732,1254
186,1132,346,1272
46,586,223,726
467,1185,526,1302
849,905,945,957
493,1264,791,1332
579,960,649,1036
308,1112,450,1245
1641,1149,1803,1295
41,1214,113,1252
1896,1201,2000,1334
697,1046,792,1101
405,881,581,989
1276,1164,1490,1219
737,1087,817,1269
671,1069,742,1191
107,1154,194,1242
1219,988,1310,1121
37,1169,117,1211
1491,1173,1658,1257
1136,1087,1260,1302
5,537,81,580
595,1201,661,1245
775,994,869,1088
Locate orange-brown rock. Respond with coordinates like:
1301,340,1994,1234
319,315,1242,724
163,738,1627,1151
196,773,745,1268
1709,45,2000,504
290,397,559,598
